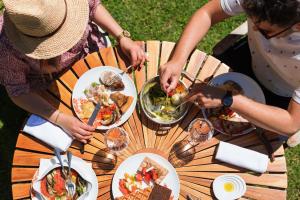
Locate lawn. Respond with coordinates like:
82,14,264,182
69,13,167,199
0,0,299,199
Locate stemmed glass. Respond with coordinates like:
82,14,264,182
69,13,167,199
104,127,129,154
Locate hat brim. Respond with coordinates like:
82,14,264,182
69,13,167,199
4,0,89,59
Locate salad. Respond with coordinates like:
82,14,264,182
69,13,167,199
40,168,87,200
142,80,187,122
73,71,133,127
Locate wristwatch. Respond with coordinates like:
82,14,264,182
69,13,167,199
221,90,233,108
116,30,131,42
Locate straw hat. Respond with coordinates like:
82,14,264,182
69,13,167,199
3,0,89,59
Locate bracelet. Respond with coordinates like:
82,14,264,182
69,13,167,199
54,111,61,124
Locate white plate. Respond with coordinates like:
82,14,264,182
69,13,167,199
213,174,246,200
31,155,98,200
72,66,137,130
210,72,266,104
112,153,180,199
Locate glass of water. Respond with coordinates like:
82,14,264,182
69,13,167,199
104,127,129,153
188,118,214,145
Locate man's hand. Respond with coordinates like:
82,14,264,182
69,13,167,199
185,83,226,108
56,113,95,144
119,37,147,69
159,60,183,93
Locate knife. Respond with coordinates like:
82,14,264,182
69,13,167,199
255,127,275,162
80,102,101,154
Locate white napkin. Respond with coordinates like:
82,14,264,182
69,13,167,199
215,141,269,173
32,155,98,200
23,114,73,152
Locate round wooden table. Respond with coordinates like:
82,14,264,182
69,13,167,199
11,41,287,200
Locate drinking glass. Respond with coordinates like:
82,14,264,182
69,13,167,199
104,127,129,153
188,118,214,145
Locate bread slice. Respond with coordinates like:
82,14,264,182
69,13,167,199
110,92,128,108
120,96,133,114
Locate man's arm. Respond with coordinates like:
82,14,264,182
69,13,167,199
170,0,231,65
231,95,300,136
186,84,300,137
160,0,231,92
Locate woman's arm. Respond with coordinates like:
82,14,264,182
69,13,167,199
160,0,231,93
92,4,146,67
10,92,94,143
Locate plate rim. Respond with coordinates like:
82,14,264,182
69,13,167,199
213,174,247,200
209,72,266,104
111,152,180,199
71,66,137,130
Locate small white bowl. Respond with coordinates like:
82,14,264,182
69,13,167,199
213,174,246,200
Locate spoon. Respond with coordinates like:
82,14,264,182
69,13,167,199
161,100,188,114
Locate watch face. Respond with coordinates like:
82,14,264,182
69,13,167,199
222,91,233,107
123,30,131,37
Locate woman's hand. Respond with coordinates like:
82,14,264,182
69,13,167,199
56,113,95,144
119,37,147,69
185,83,226,108
159,60,183,93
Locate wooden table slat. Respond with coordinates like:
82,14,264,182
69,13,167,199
12,183,31,199
98,47,118,67
213,63,230,77
144,41,161,148
182,49,206,85
84,51,104,68
180,184,213,200
58,70,78,91
71,59,90,77
160,41,176,65
197,55,221,82
48,80,72,107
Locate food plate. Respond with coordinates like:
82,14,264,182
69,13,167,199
112,153,180,200
72,66,137,130
31,155,98,200
208,72,265,136
213,174,246,200
209,72,265,104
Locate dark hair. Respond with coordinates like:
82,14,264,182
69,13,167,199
242,0,300,27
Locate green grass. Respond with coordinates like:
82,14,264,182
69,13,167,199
0,0,299,199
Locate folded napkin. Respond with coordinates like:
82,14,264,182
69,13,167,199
32,155,98,200
215,141,269,173
23,114,73,152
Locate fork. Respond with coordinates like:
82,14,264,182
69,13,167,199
66,151,76,198
106,65,134,86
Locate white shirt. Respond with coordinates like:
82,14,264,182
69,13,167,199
220,0,300,104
